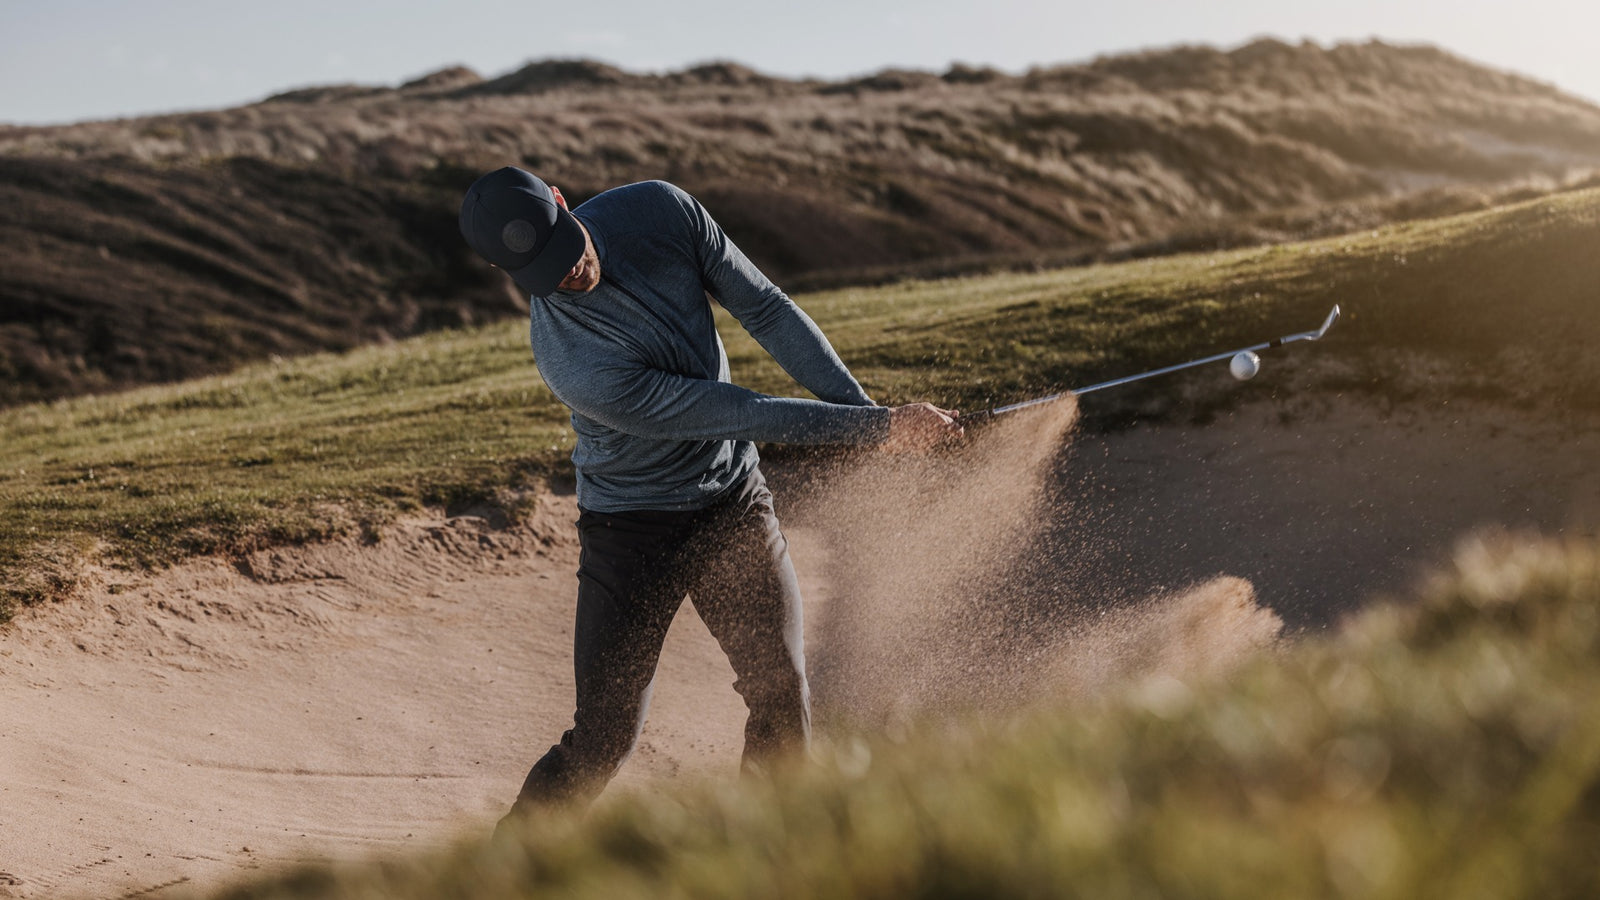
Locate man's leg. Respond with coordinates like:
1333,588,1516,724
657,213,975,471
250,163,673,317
514,507,694,809
687,470,811,766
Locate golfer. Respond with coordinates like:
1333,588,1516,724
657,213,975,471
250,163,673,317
459,168,960,816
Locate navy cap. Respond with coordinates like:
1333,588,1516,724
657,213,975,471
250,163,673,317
459,167,587,297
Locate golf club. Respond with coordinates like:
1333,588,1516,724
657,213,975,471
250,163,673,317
960,304,1340,426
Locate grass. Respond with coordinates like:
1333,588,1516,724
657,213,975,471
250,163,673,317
213,531,1600,899
4,187,1600,619
0,327,572,616
745,185,1600,418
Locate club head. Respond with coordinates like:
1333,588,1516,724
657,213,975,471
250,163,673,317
1284,305,1341,344
1312,305,1341,340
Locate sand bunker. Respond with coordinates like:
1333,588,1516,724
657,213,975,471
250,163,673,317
0,400,1289,898
0,510,762,900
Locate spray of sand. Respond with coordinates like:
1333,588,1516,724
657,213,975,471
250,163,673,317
797,396,1283,724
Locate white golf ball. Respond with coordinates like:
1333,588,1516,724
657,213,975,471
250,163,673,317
1229,351,1260,381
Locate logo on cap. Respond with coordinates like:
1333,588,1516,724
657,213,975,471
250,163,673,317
501,219,539,254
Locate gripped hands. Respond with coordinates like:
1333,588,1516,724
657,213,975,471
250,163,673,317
882,402,963,452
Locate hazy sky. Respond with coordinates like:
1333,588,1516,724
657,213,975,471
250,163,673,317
3,0,1598,125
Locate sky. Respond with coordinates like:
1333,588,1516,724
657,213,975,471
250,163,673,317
3,0,1599,125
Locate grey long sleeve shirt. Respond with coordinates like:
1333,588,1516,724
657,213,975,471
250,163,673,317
528,180,890,512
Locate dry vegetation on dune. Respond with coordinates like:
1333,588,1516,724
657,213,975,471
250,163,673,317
5,39,1600,404
0,157,506,406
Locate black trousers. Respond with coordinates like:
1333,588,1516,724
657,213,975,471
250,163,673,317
517,468,809,806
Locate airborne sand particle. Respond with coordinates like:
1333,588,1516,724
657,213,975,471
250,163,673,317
793,395,1282,725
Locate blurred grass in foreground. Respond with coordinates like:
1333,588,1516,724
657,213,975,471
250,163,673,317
215,533,1600,900
4,188,1599,618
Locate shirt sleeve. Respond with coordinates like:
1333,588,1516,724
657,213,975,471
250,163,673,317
556,361,891,445
668,184,879,408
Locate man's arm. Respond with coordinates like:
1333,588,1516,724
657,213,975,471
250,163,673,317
668,184,877,407
555,362,891,445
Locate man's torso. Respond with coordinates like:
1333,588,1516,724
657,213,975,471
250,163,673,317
527,181,757,512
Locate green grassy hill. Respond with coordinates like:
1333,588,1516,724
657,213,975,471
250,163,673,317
4,187,1598,620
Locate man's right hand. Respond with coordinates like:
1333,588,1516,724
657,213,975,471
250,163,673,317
882,403,963,452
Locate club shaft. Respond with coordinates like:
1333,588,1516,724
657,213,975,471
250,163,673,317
970,305,1339,422
1074,341,1272,395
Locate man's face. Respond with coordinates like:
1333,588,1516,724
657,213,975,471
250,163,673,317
552,186,601,293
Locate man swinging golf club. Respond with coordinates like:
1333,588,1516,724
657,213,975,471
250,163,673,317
459,168,960,819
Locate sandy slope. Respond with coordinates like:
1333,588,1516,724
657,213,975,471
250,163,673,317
0,509,765,899
4,395,1598,898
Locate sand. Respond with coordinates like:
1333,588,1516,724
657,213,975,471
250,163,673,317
5,393,1598,898
0,511,754,898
